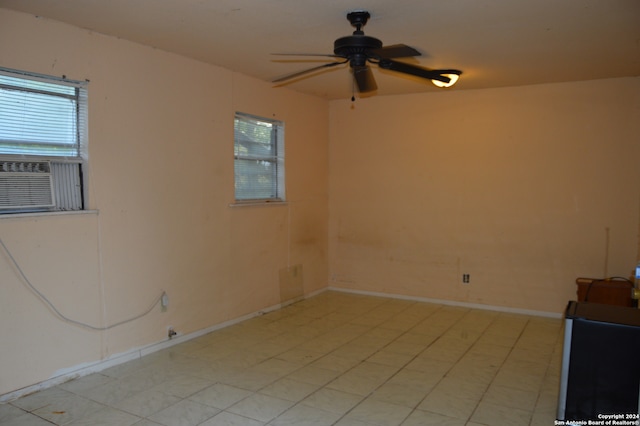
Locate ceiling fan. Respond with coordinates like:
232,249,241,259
272,11,462,94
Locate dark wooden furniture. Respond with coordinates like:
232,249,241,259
575,277,634,307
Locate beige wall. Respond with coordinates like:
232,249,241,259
329,78,640,314
0,9,328,396
2,6,639,400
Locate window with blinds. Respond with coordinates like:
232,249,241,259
234,112,285,202
0,67,87,213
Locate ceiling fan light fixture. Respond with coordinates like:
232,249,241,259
431,71,461,88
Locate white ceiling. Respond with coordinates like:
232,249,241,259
2,0,639,99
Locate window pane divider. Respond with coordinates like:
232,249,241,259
234,155,278,161
228,200,288,208
0,83,78,101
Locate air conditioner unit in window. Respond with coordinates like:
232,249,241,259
0,161,55,210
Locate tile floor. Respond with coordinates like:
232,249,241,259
0,291,563,426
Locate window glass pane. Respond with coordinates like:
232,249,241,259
234,119,274,154
0,73,80,157
234,158,277,200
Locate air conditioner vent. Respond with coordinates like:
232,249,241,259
0,161,55,209
1,161,51,173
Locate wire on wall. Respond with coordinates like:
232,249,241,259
0,237,165,331
603,226,610,278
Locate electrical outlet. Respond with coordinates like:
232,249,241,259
167,326,177,339
462,274,470,284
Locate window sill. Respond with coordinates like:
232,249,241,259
0,210,98,220
228,200,288,208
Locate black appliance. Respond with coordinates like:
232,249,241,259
557,301,640,422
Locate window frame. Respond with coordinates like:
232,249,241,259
233,112,285,203
0,67,88,215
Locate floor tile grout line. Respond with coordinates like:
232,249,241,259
463,316,534,425
256,300,451,425
398,307,504,425
526,322,565,426
243,301,491,425
322,304,483,425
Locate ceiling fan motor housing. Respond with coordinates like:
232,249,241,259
335,10,382,68
334,35,382,67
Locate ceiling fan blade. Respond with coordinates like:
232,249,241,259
370,44,421,59
272,53,342,58
272,61,347,83
378,59,457,83
353,66,377,92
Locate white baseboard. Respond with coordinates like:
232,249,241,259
1,285,558,403
0,290,326,404
328,286,563,319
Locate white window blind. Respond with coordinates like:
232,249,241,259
0,67,87,213
234,113,285,201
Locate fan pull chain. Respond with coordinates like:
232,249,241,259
351,75,356,102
